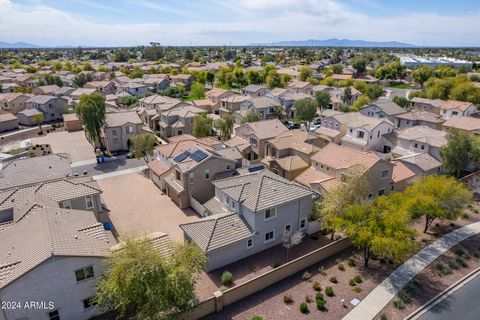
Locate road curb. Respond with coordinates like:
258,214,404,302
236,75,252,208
404,266,480,320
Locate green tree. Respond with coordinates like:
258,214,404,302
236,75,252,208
241,109,262,124
331,65,343,74
351,95,371,111
143,42,165,61
95,238,206,320
205,71,215,86
406,175,472,233
214,114,234,140
364,84,384,100
73,73,92,88
412,66,433,87
189,82,205,100
351,57,367,74
131,133,157,162
76,93,106,150
192,113,213,138
392,96,410,109
299,67,313,81
440,129,480,178
294,99,317,130
343,87,352,104
246,70,262,85
32,113,44,131
314,91,331,110
319,165,369,240
112,49,130,62
338,193,417,267
83,62,94,71
266,71,282,89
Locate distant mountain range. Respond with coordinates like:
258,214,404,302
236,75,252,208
0,41,41,48
249,38,416,47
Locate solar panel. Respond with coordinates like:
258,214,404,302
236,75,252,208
189,150,208,162
173,151,191,163
248,164,265,172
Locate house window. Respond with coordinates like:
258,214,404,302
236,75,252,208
391,185,395,191
378,189,385,196
126,125,134,134
112,130,118,143
285,224,291,232
381,170,388,178
300,219,306,229
357,131,365,139
227,164,231,170
349,128,353,133
250,137,258,146
368,193,373,199
421,145,425,150
414,143,418,148
377,131,380,137
175,170,181,180
85,196,94,209
188,172,195,183
247,239,253,249
205,169,210,180
83,296,97,309
62,200,71,209
265,230,275,243
49,310,60,320
264,208,276,220
269,107,275,113
75,266,94,282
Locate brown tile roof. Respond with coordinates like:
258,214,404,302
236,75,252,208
294,166,335,188
237,119,288,140
274,155,309,171
396,110,444,123
440,100,475,111
267,130,319,154
397,126,447,148
311,143,380,170
391,161,416,183
105,111,142,127
207,87,230,98
148,160,170,176
443,116,480,132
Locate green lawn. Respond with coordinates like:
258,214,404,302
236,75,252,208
388,83,412,89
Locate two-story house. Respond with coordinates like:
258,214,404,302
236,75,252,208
286,80,314,95
116,82,148,97
180,169,313,271
158,105,204,137
359,98,406,123
85,80,116,95
394,110,444,130
218,95,252,118
137,95,187,131
171,74,195,90
442,115,480,134
439,100,477,119
234,96,281,124
242,84,268,97
25,95,67,122
163,148,237,211
410,97,445,114
102,111,143,153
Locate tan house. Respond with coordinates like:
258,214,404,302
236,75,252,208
206,87,234,109
32,84,60,95
286,80,314,95
0,93,31,114
85,81,116,95
70,88,97,100
439,100,477,119
295,143,395,197
219,95,252,118
0,112,18,132
442,115,480,134
102,111,143,152
158,105,204,137
410,97,445,114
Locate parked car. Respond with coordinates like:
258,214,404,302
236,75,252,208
309,124,321,132
287,121,300,130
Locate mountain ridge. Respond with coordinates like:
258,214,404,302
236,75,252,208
249,38,416,47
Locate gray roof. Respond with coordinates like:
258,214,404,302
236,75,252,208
25,95,57,105
251,96,281,109
243,84,266,93
0,207,112,289
365,98,405,116
104,111,142,127
180,212,252,253
0,154,72,189
212,169,313,212
17,108,42,117
397,153,441,172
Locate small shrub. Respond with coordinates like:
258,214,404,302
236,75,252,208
381,314,388,320
348,258,356,267
462,213,470,219
251,317,263,320
221,270,233,285
312,281,321,291
349,278,356,286
399,283,420,303
474,209,479,214
284,294,294,305
338,263,345,271
454,248,470,260
448,259,460,270
318,266,327,275
302,271,312,281
393,298,405,310
315,292,326,310
352,287,362,293
305,295,313,303
456,257,468,268
271,260,281,268
325,286,335,297
435,263,452,276
329,276,337,284
300,302,309,314
354,275,363,284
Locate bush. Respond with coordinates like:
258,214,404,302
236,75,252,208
221,270,233,285
329,276,337,284
302,271,312,281
435,262,452,276
251,317,263,320
283,294,294,304
315,292,326,310
300,302,309,314
325,286,335,297
381,314,388,320
354,275,363,284
312,281,321,291
305,295,313,303
448,259,460,270
352,287,362,293
349,278,357,286
271,260,281,268
398,283,420,303
456,257,468,268
393,298,405,310
474,209,479,214
348,258,356,267
454,248,470,260
338,263,345,271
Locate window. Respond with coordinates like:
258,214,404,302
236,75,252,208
391,185,395,191
83,296,97,309
300,219,306,229
349,128,353,133
204,169,210,180
265,230,275,243
414,143,418,148
85,196,94,209
421,145,425,150
250,137,258,146
247,239,253,249
377,131,380,137
357,131,365,139
264,208,276,220
49,310,60,320
381,170,388,178
175,170,181,180
378,189,385,196
62,200,71,209
227,164,231,170
269,108,275,113
75,266,94,282
188,172,195,183
126,125,134,134
285,224,291,232
368,193,373,199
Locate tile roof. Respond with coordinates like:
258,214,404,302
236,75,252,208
0,207,112,289
0,113,16,122
391,161,416,183
396,110,444,123
251,96,281,109
104,111,142,127
273,155,309,171
26,95,57,104
410,97,445,107
207,87,230,98
397,126,447,148
243,84,266,93
267,130,320,154
212,169,313,212
147,160,171,176
443,116,480,131
236,119,288,140
287,80,311,89
366,98,405,116
180,212,252,253
311,143,380,170
294,166,335,187
397,153,442,172
440,100,475,111
333,112,393,130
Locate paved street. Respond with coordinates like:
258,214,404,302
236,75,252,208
415,272,480,320
342,221,480,320
71,156,146,177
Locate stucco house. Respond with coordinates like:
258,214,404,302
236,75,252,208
25,95,67,122
0,93,31,114
394,110,444,130
439,100,477,119
410,97,445,114
242,84,268,97
0,112,18,132
359,98,405,123
84,80,116,95
180,169,313,271
158,105,204,137
234,96,281,124
218,95,252,118
286,80,314,95
102,111,143,152
442,115,480,134
116,82,148,97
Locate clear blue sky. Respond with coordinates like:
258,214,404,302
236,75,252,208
1,0,479,46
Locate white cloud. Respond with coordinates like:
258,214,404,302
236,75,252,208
0,0,479,46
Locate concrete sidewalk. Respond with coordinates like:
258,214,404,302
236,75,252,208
342,221,480,320
92,165,147,180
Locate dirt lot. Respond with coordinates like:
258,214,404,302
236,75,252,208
31,130,95,162
97,172,200,241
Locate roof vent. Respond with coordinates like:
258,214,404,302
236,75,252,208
74,235,79,239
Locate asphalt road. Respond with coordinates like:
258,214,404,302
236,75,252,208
71,157,146,177
416,273,480,320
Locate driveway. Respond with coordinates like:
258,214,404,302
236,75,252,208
97,172,200,241
31,130,95,162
